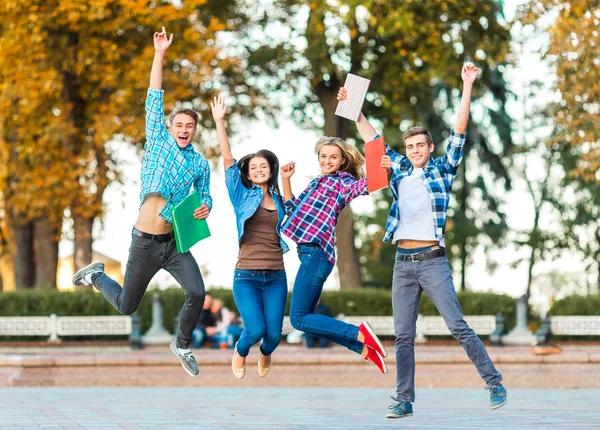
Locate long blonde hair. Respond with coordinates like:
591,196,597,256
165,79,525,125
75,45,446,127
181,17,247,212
314,137,365,180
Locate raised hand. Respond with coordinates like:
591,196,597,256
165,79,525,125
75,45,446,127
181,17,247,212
337,87,347,102
154,26,173,53
210,94,228,122
280,162,296,179
461,64,478,86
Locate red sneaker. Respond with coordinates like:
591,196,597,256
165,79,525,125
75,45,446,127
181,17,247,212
364,346,387,374
359,321,388,358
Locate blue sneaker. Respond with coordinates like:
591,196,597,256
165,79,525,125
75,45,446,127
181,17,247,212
487,384,507,410
387,398,413,418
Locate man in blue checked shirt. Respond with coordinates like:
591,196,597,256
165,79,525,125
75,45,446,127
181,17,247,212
73,27,212,377
339,65,507,417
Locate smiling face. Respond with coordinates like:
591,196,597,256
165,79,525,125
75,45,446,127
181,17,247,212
246,156,271,186
319,144,344,175
169,113,197,148
404,134,434,168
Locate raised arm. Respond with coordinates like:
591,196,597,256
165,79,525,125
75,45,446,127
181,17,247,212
454,64,477,134
337,88,378,143
149,26,173,90
210,94,234,170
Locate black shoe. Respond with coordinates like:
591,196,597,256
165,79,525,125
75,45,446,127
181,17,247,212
72,262,105,286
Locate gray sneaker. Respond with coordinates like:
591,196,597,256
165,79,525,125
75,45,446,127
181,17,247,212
72,262,105,286
170,340,199,377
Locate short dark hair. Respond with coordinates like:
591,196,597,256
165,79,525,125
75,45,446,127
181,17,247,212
237,150,281,196
402,127,433,146
169,108,199,128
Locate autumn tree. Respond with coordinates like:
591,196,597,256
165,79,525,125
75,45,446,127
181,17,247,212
519,0,600,184
257,0,513,289
0,0,269,288
518,1,600,292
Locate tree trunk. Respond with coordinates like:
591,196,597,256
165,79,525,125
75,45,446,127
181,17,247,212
73,215,94,272
33,218,59,288
0,253,15,291
317,80,362,289
14,221,35,289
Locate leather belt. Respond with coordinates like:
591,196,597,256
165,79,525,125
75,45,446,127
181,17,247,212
132,227,174,243
396,247,446,262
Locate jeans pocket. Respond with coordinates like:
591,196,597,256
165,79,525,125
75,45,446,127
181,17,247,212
316,257,334,280
132,236,152,249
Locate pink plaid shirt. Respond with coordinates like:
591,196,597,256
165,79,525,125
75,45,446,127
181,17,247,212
282,171,369,264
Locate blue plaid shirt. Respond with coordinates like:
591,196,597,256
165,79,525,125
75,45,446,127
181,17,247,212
383,130,466,243
141,89,212,223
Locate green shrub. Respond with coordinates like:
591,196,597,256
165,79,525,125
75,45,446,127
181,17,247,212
0,287,522,334
548,295,600,316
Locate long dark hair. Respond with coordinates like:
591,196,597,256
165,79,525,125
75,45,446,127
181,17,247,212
237,149,281,196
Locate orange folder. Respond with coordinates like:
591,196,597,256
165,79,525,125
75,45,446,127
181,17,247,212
364,136,389,193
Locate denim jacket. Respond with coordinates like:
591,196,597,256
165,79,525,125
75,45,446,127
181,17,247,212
225,163,290,254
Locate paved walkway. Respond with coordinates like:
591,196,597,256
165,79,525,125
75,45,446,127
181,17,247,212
0,388,598,429
2,345,600,388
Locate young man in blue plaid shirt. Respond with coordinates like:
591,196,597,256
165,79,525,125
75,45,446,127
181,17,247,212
73,27,212,377
339,65,506,417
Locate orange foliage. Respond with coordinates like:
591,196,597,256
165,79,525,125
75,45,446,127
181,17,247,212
519,0,600,184
0,0,236,228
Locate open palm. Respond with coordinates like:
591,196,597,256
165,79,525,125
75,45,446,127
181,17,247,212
210,94,228,121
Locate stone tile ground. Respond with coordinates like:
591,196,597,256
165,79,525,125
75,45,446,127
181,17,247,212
0,388,599,429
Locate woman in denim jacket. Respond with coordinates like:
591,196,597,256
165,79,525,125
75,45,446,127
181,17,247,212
211,95,288,379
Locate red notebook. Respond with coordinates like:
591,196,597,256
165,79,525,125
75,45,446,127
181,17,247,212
364,136,389,193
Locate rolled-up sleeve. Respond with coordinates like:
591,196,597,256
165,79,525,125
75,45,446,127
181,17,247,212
283,196,299,217
342,177,369,205
195,158,212,210
443,129,466,174
225,162,245,207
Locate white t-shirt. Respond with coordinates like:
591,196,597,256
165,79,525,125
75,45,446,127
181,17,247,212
392,168,442,245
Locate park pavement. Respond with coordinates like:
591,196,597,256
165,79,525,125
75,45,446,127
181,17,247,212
0,387,599,429
1,344,600,388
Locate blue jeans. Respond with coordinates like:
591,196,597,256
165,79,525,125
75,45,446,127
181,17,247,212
290,245,362,354
193,325,243,349
392,249,502,402
233,269,288,357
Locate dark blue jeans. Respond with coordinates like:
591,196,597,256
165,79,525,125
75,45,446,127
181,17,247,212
290,245,362,354
193,325,243,349
94,231,206,349
232,269,288,357
392,249,502,402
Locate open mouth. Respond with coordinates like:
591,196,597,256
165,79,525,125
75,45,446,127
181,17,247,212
178,136,189,145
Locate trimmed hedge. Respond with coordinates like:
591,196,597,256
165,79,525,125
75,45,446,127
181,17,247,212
0,287,521,334
548,295,600,316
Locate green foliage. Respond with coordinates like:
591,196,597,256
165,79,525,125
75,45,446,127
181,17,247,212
548,295,600,316
0,288,523,336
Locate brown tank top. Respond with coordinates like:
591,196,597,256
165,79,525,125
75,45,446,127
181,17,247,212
236,206,284,270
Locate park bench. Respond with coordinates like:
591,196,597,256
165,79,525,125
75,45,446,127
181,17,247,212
0,314,132,342
536,315,600,343
283,314,499,343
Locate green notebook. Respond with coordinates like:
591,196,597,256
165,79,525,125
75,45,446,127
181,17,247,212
171,191,211,253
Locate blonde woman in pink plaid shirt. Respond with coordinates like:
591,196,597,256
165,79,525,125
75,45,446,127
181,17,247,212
280,137,389,373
